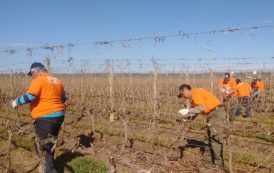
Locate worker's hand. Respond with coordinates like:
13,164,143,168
178,109,189,116
225,88,233,95
11,100,18,109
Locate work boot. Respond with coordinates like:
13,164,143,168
45,167,58,173
245,111,251,119
235,108,241,116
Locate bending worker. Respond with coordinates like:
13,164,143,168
219,72,237,100
178,84,225,169
12,62,67,173
219,72,237,120
235,79,252,118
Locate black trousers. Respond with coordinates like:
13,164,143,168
34,116,64,172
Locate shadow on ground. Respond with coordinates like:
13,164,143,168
55,133,95,173
55,151,84,173
178,138,207,159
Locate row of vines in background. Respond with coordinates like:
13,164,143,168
0,62,274,172
0,61,273,121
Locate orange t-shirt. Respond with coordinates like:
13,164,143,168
219,78,237,96
236,82,251,97
191,88,221,114
255,80,264,92
27,73,65,119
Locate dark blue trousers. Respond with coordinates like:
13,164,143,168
34,116,64,173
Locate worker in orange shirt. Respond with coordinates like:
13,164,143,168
251,76,264,97
12,62,67,173
177,84,225,168
219,72,237,121
235,79,252,118
219,72,237,100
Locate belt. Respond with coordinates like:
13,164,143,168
211,105,223,111
206,105,223,118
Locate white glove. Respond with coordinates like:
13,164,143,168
220,88,226,93
178,109,189,116
221,87,232,94
11,100,18,109
225,87,233,94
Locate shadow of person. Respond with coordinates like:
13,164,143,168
55,151,84,173
178,138,207,159
55,133,95,172
77,133,94,148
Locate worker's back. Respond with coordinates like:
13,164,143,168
27,73,65,119
236,82,251,97
191,88,221,114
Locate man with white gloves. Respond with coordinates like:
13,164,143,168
219,72,237,121
12,62,67,173
178,108,190,117
219,72,237,98
177,84,226,169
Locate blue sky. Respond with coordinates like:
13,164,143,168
0,0,274,73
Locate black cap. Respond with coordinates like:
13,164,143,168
224,73,230,78
27,62,46,76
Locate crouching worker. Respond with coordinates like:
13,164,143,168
12,62,67,173
177,84,225,169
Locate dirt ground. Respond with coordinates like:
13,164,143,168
0,109,273,173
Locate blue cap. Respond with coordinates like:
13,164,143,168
27,62,46,76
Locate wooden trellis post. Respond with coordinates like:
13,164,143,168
10,69,14,98
108,60,115,121
25,73,28,91
270,72,273,96
186,66,189,84
152,60,160,127
44,57,51,74
185,67,190,109
210,69,214,93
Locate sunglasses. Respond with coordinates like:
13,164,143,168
30,68,41,75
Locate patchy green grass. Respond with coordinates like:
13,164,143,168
232,152,258,166
234,112,274,129
0,130,35,153
253,133,274,143
233,131,274,143
12,136,35,153
68,156,107,173
73,119,177,147
188,123,205,131
158,119,174,125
